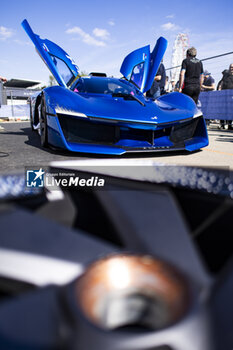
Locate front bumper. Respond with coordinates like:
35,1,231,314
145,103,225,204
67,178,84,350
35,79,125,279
49,114,208,155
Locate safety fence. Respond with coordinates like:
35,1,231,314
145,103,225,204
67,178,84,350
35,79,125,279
0,105,30,120
0,85,38,103
199,90,233,120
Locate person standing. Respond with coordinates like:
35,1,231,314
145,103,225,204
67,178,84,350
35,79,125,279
201,71,215,91
217,69,228,91
201,70,215,125
221,63,233,90
219,64,233,129
146,62,166,100
217,70,228,129
179,47,204,104
158,62,166,95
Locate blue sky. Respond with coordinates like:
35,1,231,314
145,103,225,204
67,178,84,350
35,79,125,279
1,0,232,85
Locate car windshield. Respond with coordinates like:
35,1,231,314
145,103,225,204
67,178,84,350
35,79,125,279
72,77,140,96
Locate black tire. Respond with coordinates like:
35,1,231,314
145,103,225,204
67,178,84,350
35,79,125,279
39,95,48,148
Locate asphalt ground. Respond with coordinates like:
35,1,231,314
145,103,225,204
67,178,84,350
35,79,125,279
1,121,233,174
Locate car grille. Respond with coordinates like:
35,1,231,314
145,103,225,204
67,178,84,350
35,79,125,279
58,115,156,145
58,114,200,147
170,118,199,143
58,115,118,144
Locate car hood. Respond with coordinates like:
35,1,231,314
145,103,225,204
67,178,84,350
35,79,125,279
47,87,198,126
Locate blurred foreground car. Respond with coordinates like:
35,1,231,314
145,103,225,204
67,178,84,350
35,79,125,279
0,159,232,349
22,19,208,155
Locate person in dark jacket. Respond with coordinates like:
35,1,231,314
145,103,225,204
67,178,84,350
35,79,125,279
221,64,233,90
219,64,233,129
179,47,204,104
217,70,229,129
201,70,215,91
217,69,228,91
146,63,166,100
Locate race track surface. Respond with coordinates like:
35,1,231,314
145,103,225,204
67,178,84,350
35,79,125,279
1,121,233,173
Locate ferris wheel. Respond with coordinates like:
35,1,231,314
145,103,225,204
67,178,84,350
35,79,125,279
170,33,189,83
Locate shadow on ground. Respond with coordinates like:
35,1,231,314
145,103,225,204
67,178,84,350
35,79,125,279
1,124,201,160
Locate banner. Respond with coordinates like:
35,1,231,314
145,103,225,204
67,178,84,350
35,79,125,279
199,90,233,120
0,105,30,120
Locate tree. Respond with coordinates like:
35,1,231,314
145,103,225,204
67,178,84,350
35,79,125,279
48,71,88,86
79,71,88,77
48,75,56,86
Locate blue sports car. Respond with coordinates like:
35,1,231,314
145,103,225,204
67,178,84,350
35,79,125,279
22,19,208,155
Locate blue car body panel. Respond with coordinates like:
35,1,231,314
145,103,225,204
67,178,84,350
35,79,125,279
46,86,195,124
120,37,168,92
144,37,168,92
21,19,79,87
22,19,208,155
120,45,151,92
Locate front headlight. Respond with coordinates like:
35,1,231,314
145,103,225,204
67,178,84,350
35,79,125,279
55,107,87,118
193,110,203,119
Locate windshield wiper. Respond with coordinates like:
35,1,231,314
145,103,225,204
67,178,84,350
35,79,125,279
112,92,145,106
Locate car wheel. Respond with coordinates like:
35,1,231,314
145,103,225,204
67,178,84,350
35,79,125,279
40,95,48,148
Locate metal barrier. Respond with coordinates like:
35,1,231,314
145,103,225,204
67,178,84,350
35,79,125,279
0,85,38,120
0,105,30,120
199,90,233,120
4,87,37,101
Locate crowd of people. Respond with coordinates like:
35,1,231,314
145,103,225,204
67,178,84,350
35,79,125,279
146,48,233,130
